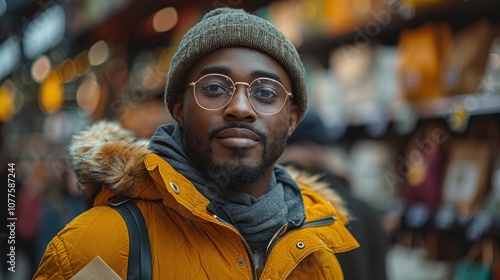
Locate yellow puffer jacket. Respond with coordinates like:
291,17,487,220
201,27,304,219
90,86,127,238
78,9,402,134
34,121,358,279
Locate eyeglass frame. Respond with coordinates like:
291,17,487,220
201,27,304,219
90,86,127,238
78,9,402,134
188,73,293,115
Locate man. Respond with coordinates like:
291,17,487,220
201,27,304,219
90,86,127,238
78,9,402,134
34,8,358,279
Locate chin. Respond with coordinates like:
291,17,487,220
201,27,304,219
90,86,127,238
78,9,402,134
207,160,267,188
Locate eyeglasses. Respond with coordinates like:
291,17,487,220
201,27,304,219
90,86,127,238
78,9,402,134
189,73,293,115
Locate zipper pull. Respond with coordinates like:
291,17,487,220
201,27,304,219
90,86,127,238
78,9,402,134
302,216,336,228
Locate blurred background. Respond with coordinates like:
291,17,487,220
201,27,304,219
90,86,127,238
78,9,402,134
1,0,500,279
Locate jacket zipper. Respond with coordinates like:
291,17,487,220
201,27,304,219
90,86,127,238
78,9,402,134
213,215,258,280
265,222,290,257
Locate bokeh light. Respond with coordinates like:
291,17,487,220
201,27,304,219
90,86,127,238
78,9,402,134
39,70,64,114
88,40,110,66
152,7,178,33
31,55,52,83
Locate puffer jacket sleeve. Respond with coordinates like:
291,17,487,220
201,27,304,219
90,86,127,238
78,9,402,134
33,206,130,279
34,234,74,279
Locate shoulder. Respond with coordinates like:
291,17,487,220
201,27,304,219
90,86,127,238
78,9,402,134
67,206,128,233
35,206,129,279
60,206,130,259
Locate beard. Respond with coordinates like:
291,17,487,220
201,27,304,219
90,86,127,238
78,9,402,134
182,122,288,189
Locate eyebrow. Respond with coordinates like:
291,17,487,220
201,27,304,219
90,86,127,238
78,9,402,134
199,66,230,76
198,66,283,83
251,70,282,83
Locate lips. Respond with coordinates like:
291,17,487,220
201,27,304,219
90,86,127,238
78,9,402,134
215,128,260,149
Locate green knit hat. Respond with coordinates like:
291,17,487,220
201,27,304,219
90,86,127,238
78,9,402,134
165,7,308,119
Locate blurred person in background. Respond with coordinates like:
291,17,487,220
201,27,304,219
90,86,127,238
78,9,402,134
16,161,50,278
280,112,389,280
15,160,86,278
35,7,358,279
35,167,85,267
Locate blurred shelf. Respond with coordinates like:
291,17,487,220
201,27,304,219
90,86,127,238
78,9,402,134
325,93,500,140
401,203,500,241
410,92,500,119
299,0,500,67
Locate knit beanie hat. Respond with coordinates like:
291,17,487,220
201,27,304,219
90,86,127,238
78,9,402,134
165,7,308,119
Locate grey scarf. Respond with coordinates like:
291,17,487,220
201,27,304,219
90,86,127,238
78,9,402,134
149,124,305,252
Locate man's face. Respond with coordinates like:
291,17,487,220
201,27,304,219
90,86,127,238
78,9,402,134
173,47,299,189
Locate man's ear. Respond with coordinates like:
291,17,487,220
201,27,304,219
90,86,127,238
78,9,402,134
287,104,300,137
172,94,184,125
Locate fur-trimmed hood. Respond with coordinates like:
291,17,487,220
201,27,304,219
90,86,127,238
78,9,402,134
69,121,347,216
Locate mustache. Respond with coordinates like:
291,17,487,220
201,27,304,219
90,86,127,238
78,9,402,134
208,123,267,144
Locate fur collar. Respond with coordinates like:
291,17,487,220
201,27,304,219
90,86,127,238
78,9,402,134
69,121,347,216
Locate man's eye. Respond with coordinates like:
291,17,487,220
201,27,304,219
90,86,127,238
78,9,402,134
251,88,279,103
200,83,230,96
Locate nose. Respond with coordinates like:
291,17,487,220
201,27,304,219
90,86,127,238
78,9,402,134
223,84,257,122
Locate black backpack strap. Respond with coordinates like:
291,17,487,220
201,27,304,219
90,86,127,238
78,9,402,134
108,196,152,280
